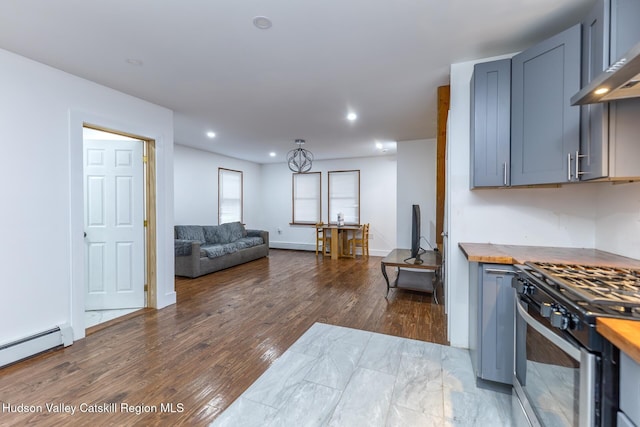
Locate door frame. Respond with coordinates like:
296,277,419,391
69,112,157,340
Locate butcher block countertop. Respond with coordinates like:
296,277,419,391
459,242,640,361
597,318,640,364
458,242,640,268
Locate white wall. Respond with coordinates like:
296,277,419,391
595,181,640,259
174,144,263,228
397,139,438,249
446,56,613,348
0,48,175,345
260,156,397,255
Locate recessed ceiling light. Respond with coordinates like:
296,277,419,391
206,131,216,138
375,142,383,149
269,152,276,157
347,112,358,121
253,16,272,30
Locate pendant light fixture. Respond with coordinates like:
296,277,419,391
287,139,313,173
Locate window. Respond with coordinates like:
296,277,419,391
291,172,321,224
218,168,243,224
328,170,360,225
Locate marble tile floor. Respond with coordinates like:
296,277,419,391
211,323,512,427
85,308,140,329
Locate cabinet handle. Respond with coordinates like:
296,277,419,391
503,162,509,186
485,268,516,275
575,150,588,179
567,153,573,181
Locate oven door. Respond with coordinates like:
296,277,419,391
512,295,597,427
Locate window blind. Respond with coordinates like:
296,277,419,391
292,172,320,224
218,168,243,224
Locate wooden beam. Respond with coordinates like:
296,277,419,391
436,85,450,251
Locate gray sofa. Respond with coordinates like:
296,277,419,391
174,222,269,278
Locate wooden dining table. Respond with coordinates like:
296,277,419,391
322,224,362,260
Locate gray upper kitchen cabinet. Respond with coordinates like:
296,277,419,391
610,0,640,62
469,263,515,385
470,59,511,188
511,24,581,186
608,0,640,180
579,0,609,180
580,0,640,181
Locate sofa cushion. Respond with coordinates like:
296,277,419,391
203,225,222,244
217,221,246,243
201,243,240,259
230,221,247,240
175,225,205,243
235,236,264,249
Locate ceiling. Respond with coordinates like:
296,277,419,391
0,0,595,164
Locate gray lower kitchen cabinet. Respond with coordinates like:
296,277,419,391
511,24,581,186
619,351,640,427
469,263,516,384
470,59,511,188
580,0,640,181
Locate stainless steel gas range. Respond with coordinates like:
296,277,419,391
511,262,640,427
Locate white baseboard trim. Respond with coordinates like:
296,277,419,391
0,324,73,368
270,242,315,251
269,242,391,257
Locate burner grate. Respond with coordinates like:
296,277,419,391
527,262,640,308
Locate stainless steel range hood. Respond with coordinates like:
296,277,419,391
571,40,640,105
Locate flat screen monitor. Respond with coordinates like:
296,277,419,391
411,204,421,262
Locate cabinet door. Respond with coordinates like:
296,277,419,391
511,24,581,185
480,264,515,384
609,99,640,178
620,352,640,426
470,59,511,188
606,0,640,180
610,0,640,62
580,0,609,180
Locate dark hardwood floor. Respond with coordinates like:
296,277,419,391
0,249,447,426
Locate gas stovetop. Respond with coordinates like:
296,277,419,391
521,262,640,319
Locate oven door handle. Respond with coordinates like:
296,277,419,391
515,296,581,361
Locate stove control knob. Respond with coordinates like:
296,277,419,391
569,315,580,331
524,283,535,295
550,310,569,330
512,277,535,295
540,302,553,318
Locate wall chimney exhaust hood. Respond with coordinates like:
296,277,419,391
571,40,640,105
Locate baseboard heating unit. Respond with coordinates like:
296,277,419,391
0,324,73,368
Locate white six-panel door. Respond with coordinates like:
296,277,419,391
83,139,145,310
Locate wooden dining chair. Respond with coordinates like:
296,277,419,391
315,222,331,256
348,223,370,257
